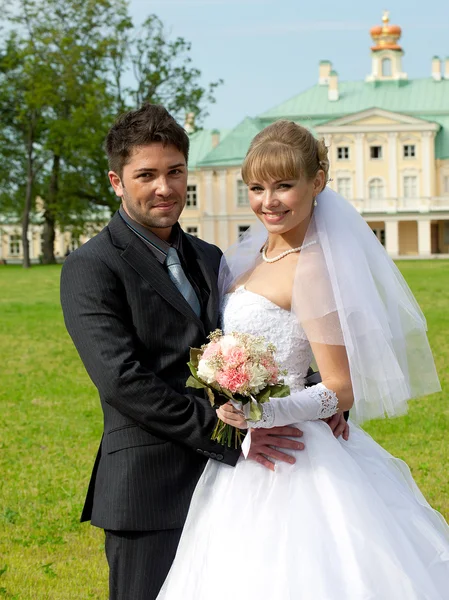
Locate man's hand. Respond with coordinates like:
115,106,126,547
322,412,349,441
247,427,304,472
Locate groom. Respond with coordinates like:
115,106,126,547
61,103,333,600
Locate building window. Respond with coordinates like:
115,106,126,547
369,178,384,199
186,184,197,208
372,228,386,246
186,226,198,237
336,177,352,199
381,58,392,77
337,146,350,160
403,145,416,158
237,180,249,207
9,234,21,256
443,175,449,195
238,225,250,238
370,146,383,160
403,176,418,198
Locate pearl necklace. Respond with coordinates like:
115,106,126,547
261,240,317,263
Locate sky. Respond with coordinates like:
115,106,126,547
128,0,449,130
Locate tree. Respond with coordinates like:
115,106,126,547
0,2,222,265
0,31,51,267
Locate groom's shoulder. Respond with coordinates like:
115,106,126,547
187,233,222,261
62,222,119,279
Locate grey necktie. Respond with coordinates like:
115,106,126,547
165,247,201,318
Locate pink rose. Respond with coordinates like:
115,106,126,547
225,346,247,367
202,342,221,361
216,365,250,394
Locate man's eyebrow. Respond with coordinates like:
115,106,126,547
133,163,186,173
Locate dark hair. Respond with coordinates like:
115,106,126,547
105,103,190,177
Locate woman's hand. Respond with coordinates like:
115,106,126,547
216,402,248,429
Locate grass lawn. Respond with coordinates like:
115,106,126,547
0,261,448,599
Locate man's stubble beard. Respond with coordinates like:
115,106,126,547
122,186,186,230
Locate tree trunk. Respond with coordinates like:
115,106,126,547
41,154,60,264
22,121,35,268
22,173,32,268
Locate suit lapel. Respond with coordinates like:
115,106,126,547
190,243,220,333
108,213,206,333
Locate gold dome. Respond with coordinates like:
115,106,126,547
370,10,403,52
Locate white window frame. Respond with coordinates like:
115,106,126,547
403,144,416,159
336,146,350,160
403,175,418,199
381,58,392,77
443,174,449,196
236,180,249,207
186,184,198,208
369,145,383,160
186,226,199,237
368,177,385,200
9,234,21,256
237,224,250,238
336,175,352,199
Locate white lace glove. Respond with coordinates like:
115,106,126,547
248,383,339,429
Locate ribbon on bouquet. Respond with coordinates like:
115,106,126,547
230,396,258,459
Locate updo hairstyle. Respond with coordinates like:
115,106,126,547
241,120,329,191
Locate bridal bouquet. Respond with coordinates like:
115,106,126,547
186,329,290,448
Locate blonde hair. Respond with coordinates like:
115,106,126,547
241,120,329,189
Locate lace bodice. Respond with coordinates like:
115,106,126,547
221,286,314,393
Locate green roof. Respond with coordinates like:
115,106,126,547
259,78,449,120
196,77,449,167
188,128,230,169
198,117,264,167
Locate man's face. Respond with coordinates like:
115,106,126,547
109,143,188,238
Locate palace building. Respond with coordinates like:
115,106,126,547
179,11,449,258
1,11,449,261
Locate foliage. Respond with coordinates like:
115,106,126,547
0,1,221,264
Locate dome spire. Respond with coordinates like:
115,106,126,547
370,9,402,52
366,11,407,82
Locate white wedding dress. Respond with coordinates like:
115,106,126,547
157,286,449,600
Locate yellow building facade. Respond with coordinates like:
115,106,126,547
180,11,449,258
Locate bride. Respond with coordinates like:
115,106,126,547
157,120,449,599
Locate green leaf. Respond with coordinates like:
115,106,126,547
186,375,206,390
205,387,216,406
269,383,291,398
189,347,203,368
255,383,291,403
248,403,262,421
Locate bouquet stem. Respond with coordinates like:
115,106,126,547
211,420,243,449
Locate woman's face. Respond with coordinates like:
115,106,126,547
247,172,324,236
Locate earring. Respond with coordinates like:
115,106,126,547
313,197,318,207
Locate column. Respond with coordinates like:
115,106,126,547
385,220,399,256
203,171,214,215
421,132,432,198
355,133,365,200
202,219,215,244
217,171,229,249
418,219,432,256
388,133,398,198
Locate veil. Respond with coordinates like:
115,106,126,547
218,187,441,425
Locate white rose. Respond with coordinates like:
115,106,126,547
248,363,269,393
197,359,217,384
219,335,239,356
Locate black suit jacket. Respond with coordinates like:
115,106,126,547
60,212,240,531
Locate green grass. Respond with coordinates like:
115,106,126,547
0,262,448,598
